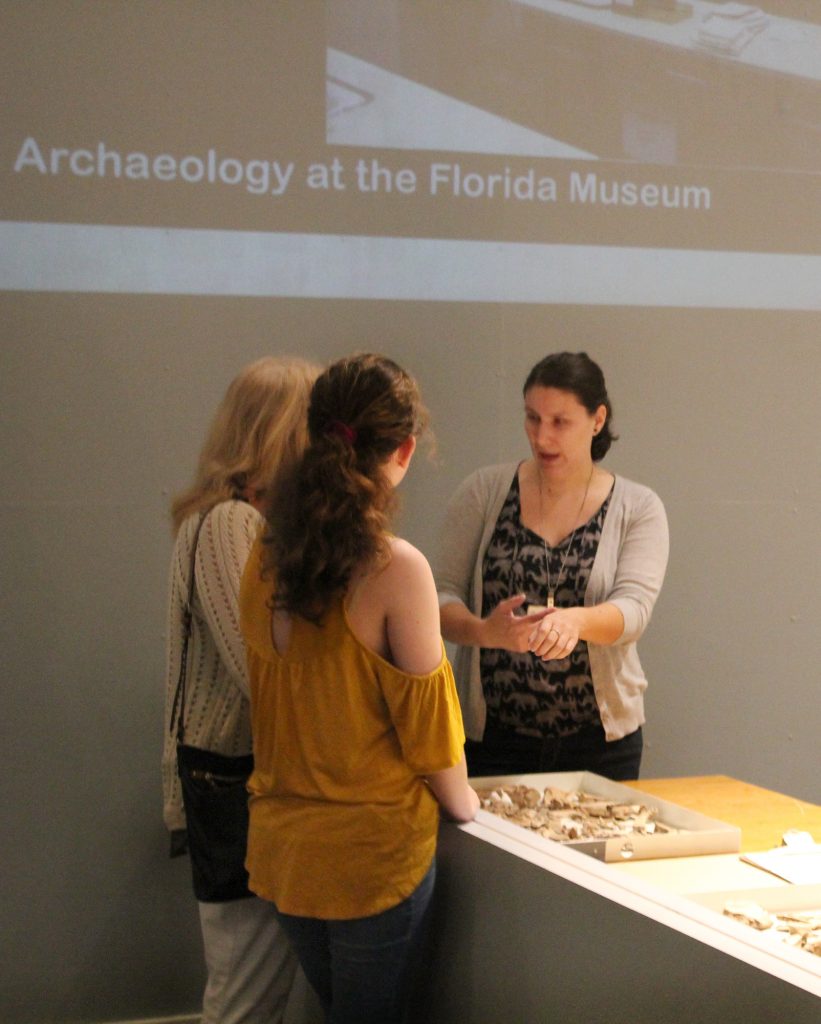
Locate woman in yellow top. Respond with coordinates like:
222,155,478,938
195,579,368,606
239,353,479,1024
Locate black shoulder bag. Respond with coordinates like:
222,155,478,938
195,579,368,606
169,511,255,902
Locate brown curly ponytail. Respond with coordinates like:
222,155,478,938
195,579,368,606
262,353,427,622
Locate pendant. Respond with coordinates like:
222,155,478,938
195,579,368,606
527,593,554,615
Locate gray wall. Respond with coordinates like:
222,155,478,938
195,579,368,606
3,297,819,1024
2,5,820,1023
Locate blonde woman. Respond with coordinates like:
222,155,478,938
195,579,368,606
163,356,318,1024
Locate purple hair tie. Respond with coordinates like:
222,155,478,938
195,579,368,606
326,420,357,446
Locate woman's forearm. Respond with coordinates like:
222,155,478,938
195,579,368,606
426,755,480,822
439,600,484,647
572,601,625,645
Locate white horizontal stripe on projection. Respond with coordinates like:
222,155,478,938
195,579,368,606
1,221,819,310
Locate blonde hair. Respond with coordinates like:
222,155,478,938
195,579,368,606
171,356,320,533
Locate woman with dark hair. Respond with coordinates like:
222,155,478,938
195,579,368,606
436,351,669,781
239,353,478,1024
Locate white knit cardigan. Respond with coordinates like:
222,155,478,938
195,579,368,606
434,463,670,743
162,500,261,831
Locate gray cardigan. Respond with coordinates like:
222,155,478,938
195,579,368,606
434,463,669,743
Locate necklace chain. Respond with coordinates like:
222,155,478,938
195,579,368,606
538,465,594,608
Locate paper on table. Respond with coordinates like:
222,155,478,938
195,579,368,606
741,844,821,885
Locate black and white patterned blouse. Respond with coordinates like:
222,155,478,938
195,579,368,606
480,470,612,739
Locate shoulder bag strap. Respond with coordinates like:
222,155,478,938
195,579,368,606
169,511,208,743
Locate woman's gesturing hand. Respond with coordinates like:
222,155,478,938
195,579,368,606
527,608,581,661
480,594,550,652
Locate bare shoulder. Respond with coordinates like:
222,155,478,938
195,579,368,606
382,537,442,674
358,537,437,621
382,537,436,591
350,537,432,607
386,536,431,570
347,537,439,666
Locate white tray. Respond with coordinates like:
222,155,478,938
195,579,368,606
688,884,821,961
470,770,742,862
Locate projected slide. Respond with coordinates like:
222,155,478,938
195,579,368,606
328,0,821,172
326,49,597,160
2,1,820,308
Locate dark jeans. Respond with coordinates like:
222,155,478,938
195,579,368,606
466,720,643,781
275,860,436,1024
